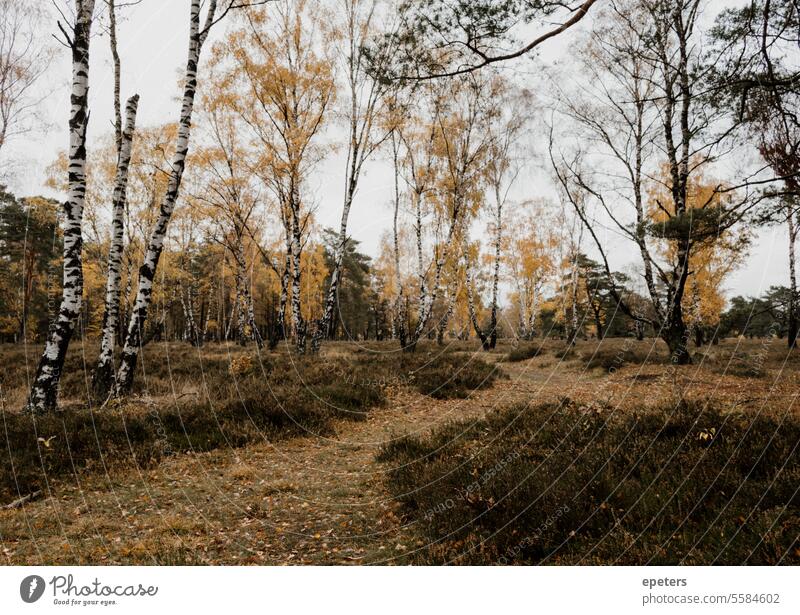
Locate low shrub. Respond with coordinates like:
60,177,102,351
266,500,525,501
0,382,336,499
342,347,503,400
379,399,800,565
1,344,505,500
552,345,576,360
504,344,543,363
582,345,654,371
408,353,503,399
704,351,769,379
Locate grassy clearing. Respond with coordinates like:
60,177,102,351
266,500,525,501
0,342,500,500
379,398,800,565
2,336,797,565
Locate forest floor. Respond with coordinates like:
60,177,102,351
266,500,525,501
1,337,798,564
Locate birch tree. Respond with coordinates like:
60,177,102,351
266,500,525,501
482,87,526,348
463,237,490,350
551,0,758,363
401,76,495,351
115,0,262,395
25,0,95,414
505,203,557,340
394,88,441,351
92,0,140,398
191,72,263,347
221,0,334,353
310,0,395,351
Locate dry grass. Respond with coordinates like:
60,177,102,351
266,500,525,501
379,398,800,564
0,336,798,565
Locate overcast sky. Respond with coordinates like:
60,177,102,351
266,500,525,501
2,0,791,301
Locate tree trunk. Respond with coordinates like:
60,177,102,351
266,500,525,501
694,326,705,347
289,187,306,354
436,282,457,345
406,195,460,352
464,250,489,351
390,132,407,349
634,318,645,341
489,203,502,349
93,94,139,399
115,0,216,395
26,0,95,414
526,287,539,341
594,310,604,340
664,317,691,365
788,205,798,349
270,250,290,350
234,238,261,348
313,176,357,352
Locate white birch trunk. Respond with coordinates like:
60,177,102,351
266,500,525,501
115,0,217,394
26,0,96,414
93,94,139,398
289,192,306,353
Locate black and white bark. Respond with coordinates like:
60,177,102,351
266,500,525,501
488,199,502,349
288,180,307,353
92,93,139,398
233,236,261,347
276,230,291,348
229,2,332,354
402,78,492,352
565,227,583,346
463,239,489,351
395,115,438,351
508,236,544,341
434,277,458,345
390,130,407,347
484,101,523,348
91,0,139,399
406,205,458,351
115,0,218,395
25,0,95,414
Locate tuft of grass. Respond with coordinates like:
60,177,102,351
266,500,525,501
379,399,800,565
582,345,657,372
504,344,544,363
702,350,769,379
408,353,503,399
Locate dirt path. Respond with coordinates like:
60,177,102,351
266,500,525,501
1,369,553,565
3,346,794,565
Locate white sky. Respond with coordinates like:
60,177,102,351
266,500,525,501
2,0,792,301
